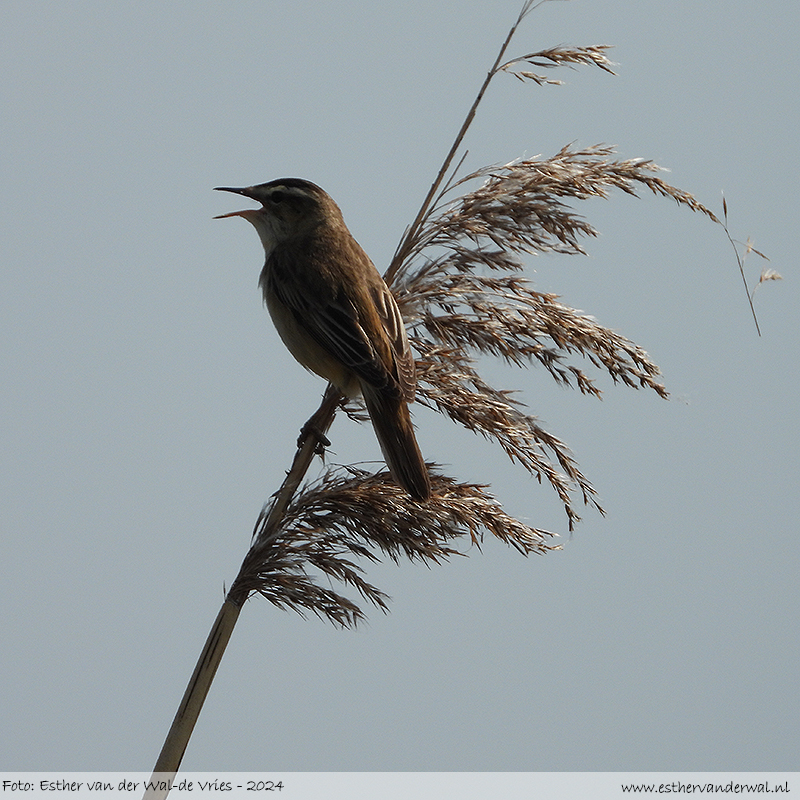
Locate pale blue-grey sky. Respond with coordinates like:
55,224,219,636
1,0,797,771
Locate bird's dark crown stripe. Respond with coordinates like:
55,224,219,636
261,177,324,196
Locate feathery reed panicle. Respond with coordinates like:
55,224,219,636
499,43,616,84
383,144,724,525
229,468,558,626
411,338,598,530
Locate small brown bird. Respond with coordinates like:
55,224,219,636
215,178,431,500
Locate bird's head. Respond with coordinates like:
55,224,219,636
214,178,341,255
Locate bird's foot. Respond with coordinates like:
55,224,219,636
297,419,331,455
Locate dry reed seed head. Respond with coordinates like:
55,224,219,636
382,147,718,526
399,257,667,399
757,268,781,285
413,146,720,265
388,146,711,419
499,44,617,82
409,339,602,530
230,467,559,624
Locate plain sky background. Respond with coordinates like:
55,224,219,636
1,0,797,773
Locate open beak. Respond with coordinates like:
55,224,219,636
213,186,260,220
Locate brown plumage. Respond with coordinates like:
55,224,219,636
215,178,431,501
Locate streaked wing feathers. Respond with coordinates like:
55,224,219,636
265,243,410,395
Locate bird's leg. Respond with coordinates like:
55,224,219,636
296,384,345,454
297,420,330,455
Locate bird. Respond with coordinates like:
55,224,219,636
215,178,431,501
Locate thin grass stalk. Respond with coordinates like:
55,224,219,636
721,195,764,336
146,600,240,796
231,383,344,563
146,385,342,781
385,0,537,285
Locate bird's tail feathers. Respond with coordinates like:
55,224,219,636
362,385,431,501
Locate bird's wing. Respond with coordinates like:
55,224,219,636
368,281,417,403
265,246,398,393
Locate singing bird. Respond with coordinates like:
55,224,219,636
215,178,431,501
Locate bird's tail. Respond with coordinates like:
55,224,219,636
362,384,431,501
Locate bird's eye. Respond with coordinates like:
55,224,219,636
270,191,285,204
